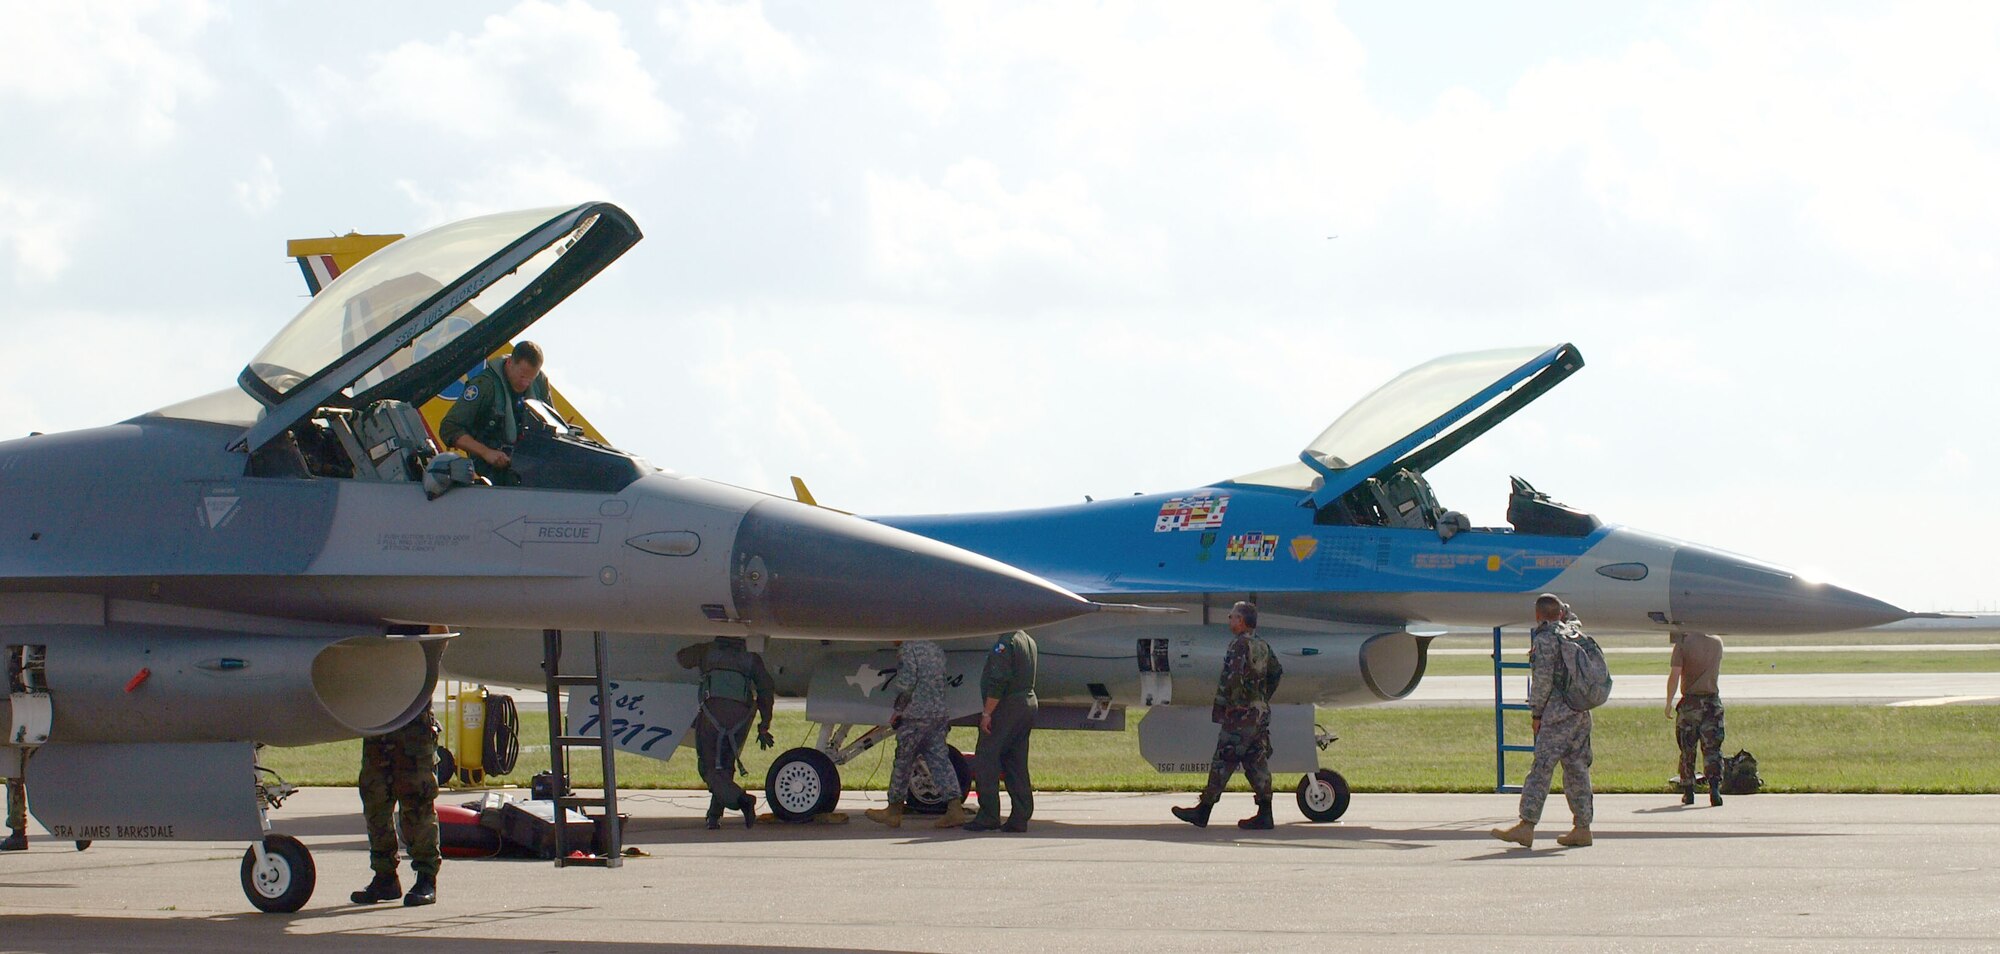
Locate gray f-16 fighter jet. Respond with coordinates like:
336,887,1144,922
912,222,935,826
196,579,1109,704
0,203,1098,912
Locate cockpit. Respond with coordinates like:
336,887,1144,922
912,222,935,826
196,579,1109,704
1227,343,1602,538
151,202,650,496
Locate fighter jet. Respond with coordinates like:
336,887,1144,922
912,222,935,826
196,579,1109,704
0,202,1101,912
444,343,1912,826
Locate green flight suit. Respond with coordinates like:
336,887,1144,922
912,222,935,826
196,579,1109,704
437,357,551,485
678,637,776,821
971,630,1037,829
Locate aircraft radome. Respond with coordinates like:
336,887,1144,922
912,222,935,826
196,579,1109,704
0,202,1104,912
442,344,1915,825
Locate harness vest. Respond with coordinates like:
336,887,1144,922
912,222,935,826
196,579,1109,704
700,638,758,705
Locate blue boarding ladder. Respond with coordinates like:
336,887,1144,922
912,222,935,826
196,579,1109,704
1493,626,1534,793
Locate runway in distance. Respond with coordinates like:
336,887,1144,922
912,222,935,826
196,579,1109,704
0,202,1104,913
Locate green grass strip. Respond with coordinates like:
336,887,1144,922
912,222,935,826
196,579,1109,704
262,703,2000,795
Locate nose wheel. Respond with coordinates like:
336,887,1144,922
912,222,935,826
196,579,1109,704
1296,769,1350,822
240,833,316,913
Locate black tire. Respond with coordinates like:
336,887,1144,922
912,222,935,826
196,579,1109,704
240,834,316,913
1296,769,1351,823
904,748,973,814
435,747,457,787
764,747,841,822
484,694,520,776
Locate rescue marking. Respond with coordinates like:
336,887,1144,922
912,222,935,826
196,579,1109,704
494,518,602,547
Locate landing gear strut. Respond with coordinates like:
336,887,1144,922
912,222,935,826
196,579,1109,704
240,760,315,912
1295,723,1351,823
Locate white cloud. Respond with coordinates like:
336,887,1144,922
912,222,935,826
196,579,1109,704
395,155,613,226
659,0,812,88
0,183,89,282
0,0,218,148
317,0,680,153
232,154,282,215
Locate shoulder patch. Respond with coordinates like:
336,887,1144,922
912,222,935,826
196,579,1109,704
460,384,480,402
992,641,1008,653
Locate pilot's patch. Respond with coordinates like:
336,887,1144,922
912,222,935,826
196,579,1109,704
1225,532,1278,562
992,641,1008,654
1154,493,1229,532
1290,536,1319,562
461,384,480,402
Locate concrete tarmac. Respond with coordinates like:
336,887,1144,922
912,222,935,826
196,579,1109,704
3,787,1997,952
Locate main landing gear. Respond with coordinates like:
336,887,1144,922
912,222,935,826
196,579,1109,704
763,722,973,822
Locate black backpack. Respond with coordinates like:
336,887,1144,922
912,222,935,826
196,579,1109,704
1720,750,1763,795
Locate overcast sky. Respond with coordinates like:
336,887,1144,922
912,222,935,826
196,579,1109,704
1,1,1993,611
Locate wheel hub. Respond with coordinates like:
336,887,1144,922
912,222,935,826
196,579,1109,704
772,761,823,813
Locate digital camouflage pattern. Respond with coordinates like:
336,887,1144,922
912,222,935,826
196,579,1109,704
359,707,441,877
887,717,958,805
1676,695,1726,784
1199,632,1284,803
1520,619,1592,826
887,640,960,805
890,640,950,722
5,776,22,831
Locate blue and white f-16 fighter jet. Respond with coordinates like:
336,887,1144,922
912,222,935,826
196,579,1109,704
447,343,1911,825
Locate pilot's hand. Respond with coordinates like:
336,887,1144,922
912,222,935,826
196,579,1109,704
485,448,511,469
757,727,775,750
979,713,993,735
1531,717,1542,736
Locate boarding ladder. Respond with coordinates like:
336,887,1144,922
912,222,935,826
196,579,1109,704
542,629,622,868
1492,626,1534,793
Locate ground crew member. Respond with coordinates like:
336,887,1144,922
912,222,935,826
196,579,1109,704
867,640,968,829
1173,601,1284,830
1667,631,1727,806
963,630,1037,833
438,340,552,485
351,704,442,906
677,636,775,829
1492,594,1594,849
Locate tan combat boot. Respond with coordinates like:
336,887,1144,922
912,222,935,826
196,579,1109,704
1556,825,1593,847
864,804,904,828
1489,820,1535,848
934,798,970,829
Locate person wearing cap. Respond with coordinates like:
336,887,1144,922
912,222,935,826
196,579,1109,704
1173,601,1284,830
962,630,1038,833
438,340,552,486
1492,594,1595,849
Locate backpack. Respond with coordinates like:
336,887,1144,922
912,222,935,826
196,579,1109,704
1554,625,1613,710
1720,750,1763,795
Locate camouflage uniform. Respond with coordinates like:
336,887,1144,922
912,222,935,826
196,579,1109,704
359,706,441,879
1519,619,1593,826
970,630,1037,829
1676,696,1726,785
5,775,23,833
679,637,776,822
437,356,551,485
1198,630,1284,804
885,640,960,805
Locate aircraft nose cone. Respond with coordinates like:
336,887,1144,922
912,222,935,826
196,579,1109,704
1668,546,1908,634
729,499,1096,639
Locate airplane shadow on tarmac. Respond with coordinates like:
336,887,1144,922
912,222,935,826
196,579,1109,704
0,915,907,954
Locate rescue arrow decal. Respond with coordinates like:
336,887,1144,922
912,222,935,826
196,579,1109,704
494,517,603,548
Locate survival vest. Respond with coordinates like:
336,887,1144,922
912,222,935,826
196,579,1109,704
700,638,758,705
1555,623,1613,710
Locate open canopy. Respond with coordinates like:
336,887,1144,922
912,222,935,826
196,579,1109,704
232,202,640,453
1230,343,1583,500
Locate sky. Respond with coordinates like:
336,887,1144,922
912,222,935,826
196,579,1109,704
0,1,1993,611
